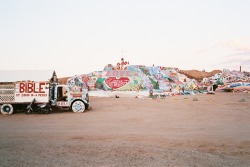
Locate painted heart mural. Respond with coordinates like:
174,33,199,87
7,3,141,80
105,77,130,89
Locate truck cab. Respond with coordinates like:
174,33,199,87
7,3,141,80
51,84,89,113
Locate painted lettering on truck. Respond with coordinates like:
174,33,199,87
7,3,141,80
19,82,46,93
15,82,49,103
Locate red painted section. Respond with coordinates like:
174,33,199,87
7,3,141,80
19,82,47,93
71,94,82,98
105,77,130,89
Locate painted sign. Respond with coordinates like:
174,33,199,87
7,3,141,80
57,101,69,107
105,77,130,89
15,82,49,103
105,70,137,77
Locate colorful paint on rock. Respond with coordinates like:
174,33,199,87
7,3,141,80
92,61,187,92
66,58,250,95
105,77,130,90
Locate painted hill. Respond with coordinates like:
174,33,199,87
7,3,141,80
56,58,250,95
57,59,223,93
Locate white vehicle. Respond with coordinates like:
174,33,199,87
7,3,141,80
0,71,89,115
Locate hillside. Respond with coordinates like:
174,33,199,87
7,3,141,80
58,77,70,84
179,70,222,81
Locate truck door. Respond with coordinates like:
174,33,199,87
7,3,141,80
55,86,69,107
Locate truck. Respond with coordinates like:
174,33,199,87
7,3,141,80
0,71,90,115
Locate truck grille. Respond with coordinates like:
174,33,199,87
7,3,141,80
0,84,15,102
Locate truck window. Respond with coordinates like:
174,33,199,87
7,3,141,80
57,87,67,101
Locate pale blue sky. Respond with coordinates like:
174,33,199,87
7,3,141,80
1,0,250,77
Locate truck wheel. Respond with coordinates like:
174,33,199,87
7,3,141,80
71,100,85,113
1,104,14,115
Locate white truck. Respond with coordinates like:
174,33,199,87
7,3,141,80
0,72,90,115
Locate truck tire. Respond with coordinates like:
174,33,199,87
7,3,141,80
71,100,85,113
1,104,14,115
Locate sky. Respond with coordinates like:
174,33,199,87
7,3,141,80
0,0,250,77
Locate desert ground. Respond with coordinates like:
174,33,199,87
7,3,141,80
0,92,250,167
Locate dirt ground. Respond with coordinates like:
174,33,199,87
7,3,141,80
0,92,250,167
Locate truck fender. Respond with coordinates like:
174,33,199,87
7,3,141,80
83,99,89,110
